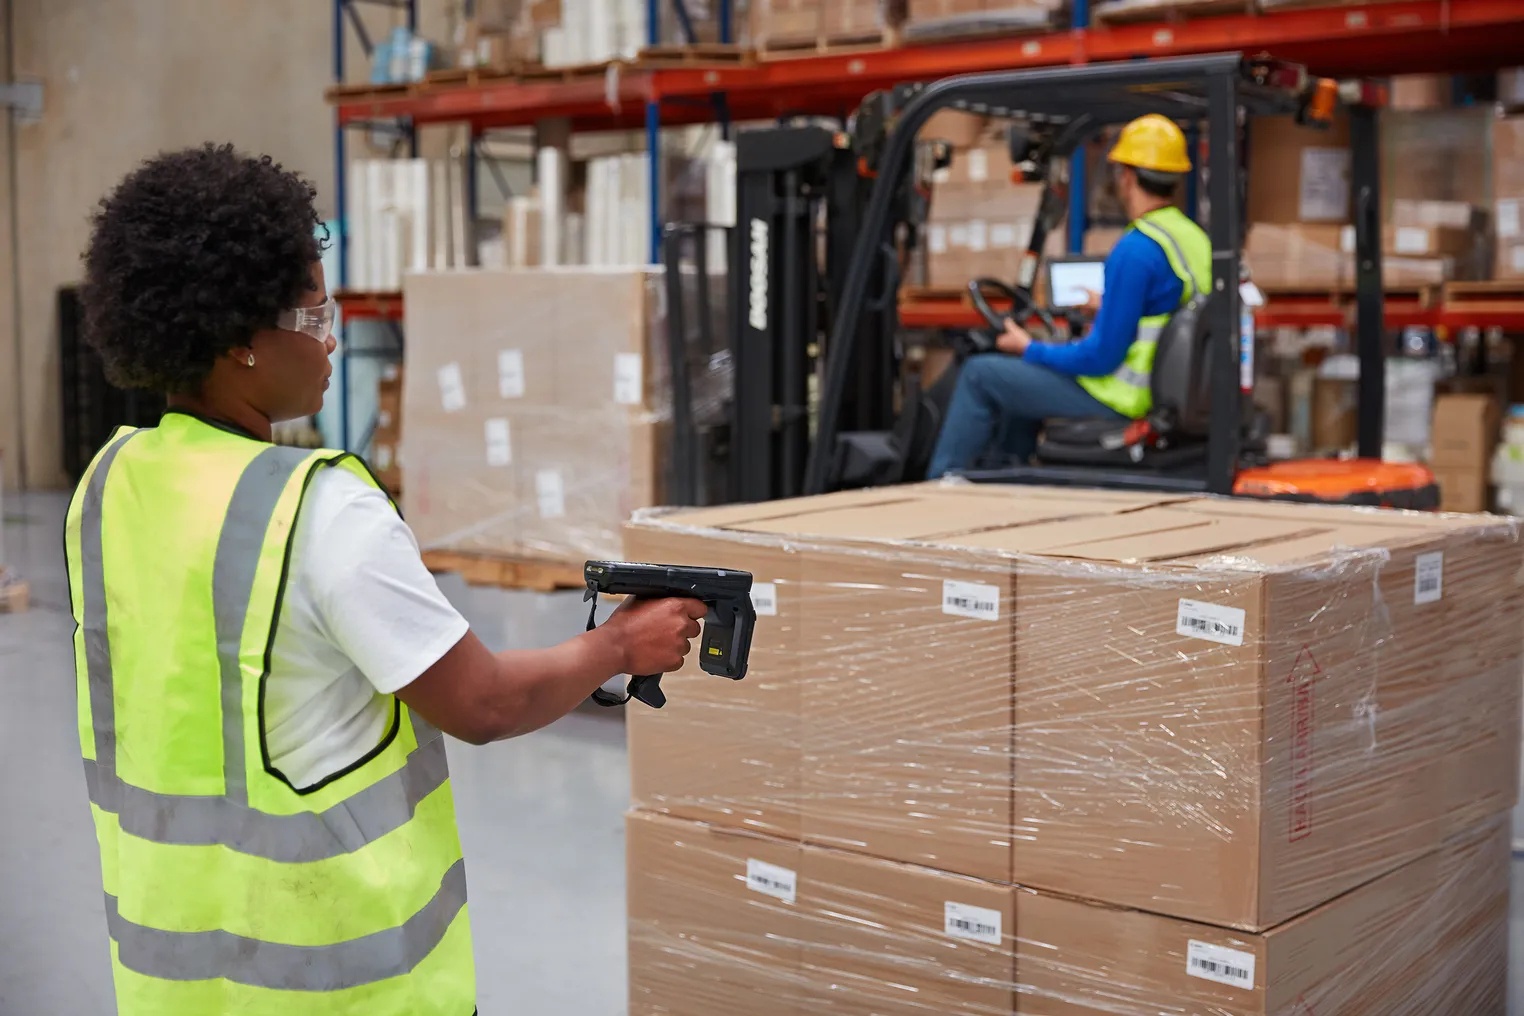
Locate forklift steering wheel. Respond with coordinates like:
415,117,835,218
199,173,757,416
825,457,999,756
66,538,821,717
967,278,1057,340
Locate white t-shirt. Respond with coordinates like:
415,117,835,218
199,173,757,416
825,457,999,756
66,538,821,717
264,467,469,790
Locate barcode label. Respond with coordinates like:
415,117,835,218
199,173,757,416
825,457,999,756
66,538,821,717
484,418,512,467
498,349,526,399
944,901,1002,945
750,582,778,617
1186,940,1255,990
746,859,796,904
437,362,467,412
535,469,565,519
1414,552,1443,605
1176,599,1246,647
943,580,1000,622
613,353,644,405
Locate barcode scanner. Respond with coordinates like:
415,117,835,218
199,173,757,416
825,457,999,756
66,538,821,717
582,561,756,709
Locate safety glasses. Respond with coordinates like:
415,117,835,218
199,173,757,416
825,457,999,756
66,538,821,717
276,297,338,342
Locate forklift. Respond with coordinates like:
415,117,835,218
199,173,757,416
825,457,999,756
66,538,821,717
663,52,1437,508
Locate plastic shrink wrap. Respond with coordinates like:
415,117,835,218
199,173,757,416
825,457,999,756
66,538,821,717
624,482,1521,1014
400,266,728,564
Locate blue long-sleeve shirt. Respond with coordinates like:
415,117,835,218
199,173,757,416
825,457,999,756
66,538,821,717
1023,228,1186,377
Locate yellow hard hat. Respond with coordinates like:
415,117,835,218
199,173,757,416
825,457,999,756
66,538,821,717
1108,114,1192,174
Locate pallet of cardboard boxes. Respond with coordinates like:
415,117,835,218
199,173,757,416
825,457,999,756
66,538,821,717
624,483,1520,1014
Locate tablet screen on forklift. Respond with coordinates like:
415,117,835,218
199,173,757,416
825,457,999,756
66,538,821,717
1047,257,1107,308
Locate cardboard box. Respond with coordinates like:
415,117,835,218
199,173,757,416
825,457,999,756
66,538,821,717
1246,115,1351,225
1013,817,1509,1015
627,811,1509,1016
1431,392,1501,468
1389,73,1452,111
1244,223,1351,290
1434,466,1490,513
1382,108,1490,212
627,811,806,1016
1492,117,1524,279
628,488,1524,928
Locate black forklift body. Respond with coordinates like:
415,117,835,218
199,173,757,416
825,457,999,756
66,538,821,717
803,53,1389,497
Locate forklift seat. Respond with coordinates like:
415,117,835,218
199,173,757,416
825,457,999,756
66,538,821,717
1034,288,1213,469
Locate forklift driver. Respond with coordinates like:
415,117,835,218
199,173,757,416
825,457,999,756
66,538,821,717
927,114,1213,477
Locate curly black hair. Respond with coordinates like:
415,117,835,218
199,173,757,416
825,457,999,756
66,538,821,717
80,144,327,394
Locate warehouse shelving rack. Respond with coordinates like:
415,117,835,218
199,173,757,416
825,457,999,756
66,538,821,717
328,0,1524,449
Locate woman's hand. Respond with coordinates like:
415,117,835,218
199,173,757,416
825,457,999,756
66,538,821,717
1080,288,1102,315
997,319,1032,356
599,595,706,676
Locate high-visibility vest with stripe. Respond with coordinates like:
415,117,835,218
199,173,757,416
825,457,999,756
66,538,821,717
1078,205,1213,419
65,411,475,1016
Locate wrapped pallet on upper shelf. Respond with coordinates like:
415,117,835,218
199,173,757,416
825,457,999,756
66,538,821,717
751,0,901,55
1491,406,1524,513
400,266,728,566
902,0,1063,42
624,483,1520,1014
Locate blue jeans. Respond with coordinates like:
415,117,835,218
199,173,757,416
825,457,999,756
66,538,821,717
927,354,1124,477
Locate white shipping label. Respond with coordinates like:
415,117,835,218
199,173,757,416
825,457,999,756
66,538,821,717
1298,147,1351,222
942,580,1000,622
967,219,989,253
1414,551,1444,605
944,901,1002,946
613,353,644,405
1394,226,1430,255
374,444,394,470
990,222,1017,249
928,225,948,254
931,166,951,186
950,223,971,249
1512,246,1524,272
1499,198,1521,240
484,417,512,467
535,469,565,519
1339,224,1357,253
750,582,778,617
745,859,797,904
1176,599,1247,647
498,349,526,399
437,362,467,413
377,409,394,429
967,148,990,183
1186,940,1256,991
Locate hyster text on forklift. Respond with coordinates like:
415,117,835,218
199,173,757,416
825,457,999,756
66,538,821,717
661,52,1438,511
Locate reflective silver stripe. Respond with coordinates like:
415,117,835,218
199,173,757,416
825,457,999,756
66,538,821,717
1135,323,1164,343
84,729,450,862
213,445,312,804
1135,216,1204,298
105,857,468,990
1114,365,1151,388
81,430,144,807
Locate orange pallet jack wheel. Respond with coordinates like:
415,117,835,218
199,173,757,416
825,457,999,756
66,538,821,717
1233,459,1439,510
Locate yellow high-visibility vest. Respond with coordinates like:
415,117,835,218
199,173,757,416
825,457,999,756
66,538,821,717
65,410,475,1016
1078,205,1213,419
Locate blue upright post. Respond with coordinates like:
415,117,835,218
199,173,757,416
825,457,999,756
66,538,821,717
1184,124,1200,221
333,0,352,451
1067,0,1089,255
646,0,662,264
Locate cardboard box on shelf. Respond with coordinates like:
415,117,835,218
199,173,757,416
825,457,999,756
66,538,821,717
1244,223,1350,290
1246,114,1351,225
1432,392,1501,468
1434,466,1490,513
1389,73,1453,111
751,0,892,48
1493,117,1524,279
627,810,1509,1016
904,0,1059,41
626,487,1524,930
1383,108,1490,212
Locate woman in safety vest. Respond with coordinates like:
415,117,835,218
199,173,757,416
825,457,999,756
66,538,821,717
66,144,704,1016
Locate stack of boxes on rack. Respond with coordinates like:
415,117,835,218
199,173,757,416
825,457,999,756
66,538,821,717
624,483,1521,1014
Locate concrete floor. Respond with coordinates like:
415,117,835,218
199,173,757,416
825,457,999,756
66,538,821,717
2,489,1523,1014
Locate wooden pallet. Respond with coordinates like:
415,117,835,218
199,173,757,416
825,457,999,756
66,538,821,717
421,550,584,592
0,571,29,614
1091,0,1253,23
424,65,520,87
636,43,751,68
517,59,626,83
756,27,900,60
